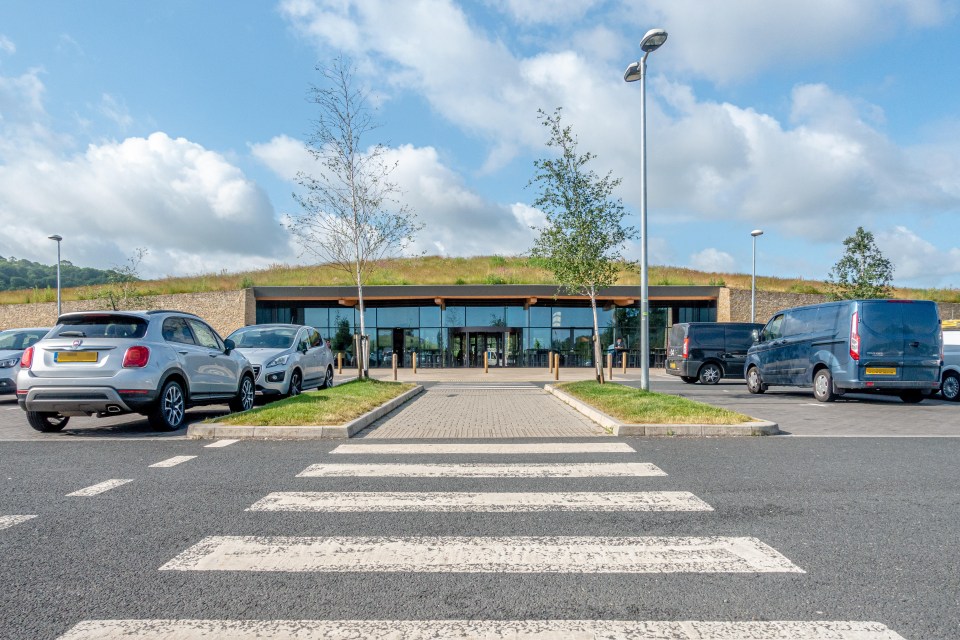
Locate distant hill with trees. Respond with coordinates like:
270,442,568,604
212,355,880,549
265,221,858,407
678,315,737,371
0,256,121,292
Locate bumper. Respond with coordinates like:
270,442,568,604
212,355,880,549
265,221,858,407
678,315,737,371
664,358,694,377
838,380,941,392
255,368,287,395
0,376,16,395
17,386,158,416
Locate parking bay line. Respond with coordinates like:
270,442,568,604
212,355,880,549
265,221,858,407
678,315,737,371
204,439,239,448
160,535,803,574
56,619,907,640
298,462,666,478
149,455,197,468
66,479,133,497
0,515,37,531
248,491,713,512
329,443,637,455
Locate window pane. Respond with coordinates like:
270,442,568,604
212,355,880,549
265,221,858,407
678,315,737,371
420,306,441,327
377,306,419,328
303,308,328,328
529,306,551,327
443,307,466,328
505,306,527,327
466,306,505,327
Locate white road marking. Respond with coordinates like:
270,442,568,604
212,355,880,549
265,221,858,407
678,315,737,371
330,443,636,455
149,455,197,468
298,462,666,477
66,479,133,497
248,491,712,512
204,439,238,448
0,515,36,531
56,619,907,640
160,535,803,574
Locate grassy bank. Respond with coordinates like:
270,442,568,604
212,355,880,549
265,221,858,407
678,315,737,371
210,379,415,426
557,380,754,425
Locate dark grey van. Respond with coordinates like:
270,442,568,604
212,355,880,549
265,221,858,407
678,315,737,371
665,322,763,384
745,299,942,403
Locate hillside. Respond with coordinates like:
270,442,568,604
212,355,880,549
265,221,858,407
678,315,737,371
3,255,959,305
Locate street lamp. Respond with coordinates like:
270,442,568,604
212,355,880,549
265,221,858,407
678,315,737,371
624,27,668,392
751,229,764,323
48,234,62,318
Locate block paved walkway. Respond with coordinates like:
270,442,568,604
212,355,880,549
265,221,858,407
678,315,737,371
355,381,607,439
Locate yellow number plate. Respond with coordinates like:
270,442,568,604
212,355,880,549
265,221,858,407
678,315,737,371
668,361,677,369
865,367,897,375
55,351,97,363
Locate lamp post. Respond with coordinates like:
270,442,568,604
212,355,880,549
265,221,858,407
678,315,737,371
751,229,763,323
624,27,668,392
48,234,62,318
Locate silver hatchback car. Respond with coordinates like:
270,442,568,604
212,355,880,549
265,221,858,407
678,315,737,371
226,324,335,397
0,327,51,395
17,310,255,432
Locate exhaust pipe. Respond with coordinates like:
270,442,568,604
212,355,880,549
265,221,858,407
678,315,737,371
106,405,122,414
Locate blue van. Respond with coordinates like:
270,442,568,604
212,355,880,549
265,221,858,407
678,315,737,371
745,299,942,403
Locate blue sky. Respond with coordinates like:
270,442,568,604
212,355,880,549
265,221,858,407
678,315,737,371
2,1,960,289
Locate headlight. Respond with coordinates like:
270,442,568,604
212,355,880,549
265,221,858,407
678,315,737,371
265,354,289,368
0,357,19,368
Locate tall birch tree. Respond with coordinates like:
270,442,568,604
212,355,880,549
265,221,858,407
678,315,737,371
284,56,420,377
528,108,635,383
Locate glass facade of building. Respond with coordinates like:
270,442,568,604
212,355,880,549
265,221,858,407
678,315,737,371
256,299,716,368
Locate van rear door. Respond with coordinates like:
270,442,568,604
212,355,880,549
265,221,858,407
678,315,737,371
859,301,940,383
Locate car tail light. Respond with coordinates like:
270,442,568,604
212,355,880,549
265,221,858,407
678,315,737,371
122,346,150,368
849,311,860,361
21,346,34,369
682,337,689,359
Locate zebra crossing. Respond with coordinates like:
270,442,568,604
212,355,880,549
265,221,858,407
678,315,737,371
53,440,906,639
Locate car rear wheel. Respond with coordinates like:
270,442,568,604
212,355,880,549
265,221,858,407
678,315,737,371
941,371,960,402
899,390,924,404
680,376,697,384
746,366,765,394
288,370,303,397
813,369,836,402
698,363,722,385
320,366,334,389
230,375,255,413
26,411,69,432
148,379,185,431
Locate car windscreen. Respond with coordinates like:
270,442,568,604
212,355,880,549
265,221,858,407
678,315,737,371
53,315,148,339
230,328,296,349
0,329,49,350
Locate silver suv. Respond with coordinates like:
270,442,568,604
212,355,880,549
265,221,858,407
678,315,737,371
16,310,255,432
226,324,335,397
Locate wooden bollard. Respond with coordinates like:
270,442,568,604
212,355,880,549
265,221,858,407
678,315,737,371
337,352,342,374
392,353,398,381
607,353,613,380
622,353,627,374
484,350,489,373
548,351,554,373
413,352,417,374
554,352,559,381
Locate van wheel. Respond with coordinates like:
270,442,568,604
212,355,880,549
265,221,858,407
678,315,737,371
698,363,722,385
680,376,697,384
899,391,924,404
746,366,765,394
813,369,836,402
941,372,960,402
27,411,70,432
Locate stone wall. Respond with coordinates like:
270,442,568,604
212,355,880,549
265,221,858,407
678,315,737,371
719,288,960,325
0,289,256,338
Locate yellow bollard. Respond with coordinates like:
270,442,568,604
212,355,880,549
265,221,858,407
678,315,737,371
337,352,342,374
622,353,627,375
413,352,417,374
607,353,613,380
392,353,398,381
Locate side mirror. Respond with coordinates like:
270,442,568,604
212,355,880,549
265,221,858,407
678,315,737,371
224,338,236,354
751,329,761,343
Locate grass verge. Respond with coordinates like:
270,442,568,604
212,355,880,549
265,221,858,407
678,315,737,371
208,379,416,426
556,380,754,425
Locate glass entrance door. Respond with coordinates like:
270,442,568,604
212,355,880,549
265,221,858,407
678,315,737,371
468,332,503,367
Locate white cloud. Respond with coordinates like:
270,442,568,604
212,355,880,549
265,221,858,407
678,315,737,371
0,35,15,55
876,226,960,287
690,248,735,273
488,0,603,25
98,93,133,130
250,134,314,181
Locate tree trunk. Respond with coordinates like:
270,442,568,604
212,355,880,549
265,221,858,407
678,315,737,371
590,291,603,384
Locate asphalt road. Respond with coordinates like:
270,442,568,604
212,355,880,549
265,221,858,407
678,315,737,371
2,436,959,639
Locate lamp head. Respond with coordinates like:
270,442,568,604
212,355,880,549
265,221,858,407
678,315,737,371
640,28,668,53
48,234,62,242
751,229,764,237
623,61,642,82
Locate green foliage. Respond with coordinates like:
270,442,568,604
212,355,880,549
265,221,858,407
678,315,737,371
484,274,507,285
331,318,352,352
94,248,152,311
708,278,727,286
788,282,822,294
239,276,255,289
489,255,507,267
0,256,120,291
827,227,894,300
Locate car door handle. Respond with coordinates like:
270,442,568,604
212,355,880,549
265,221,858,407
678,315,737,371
909,341,920,348
178,350,189,355
209,353,220,357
